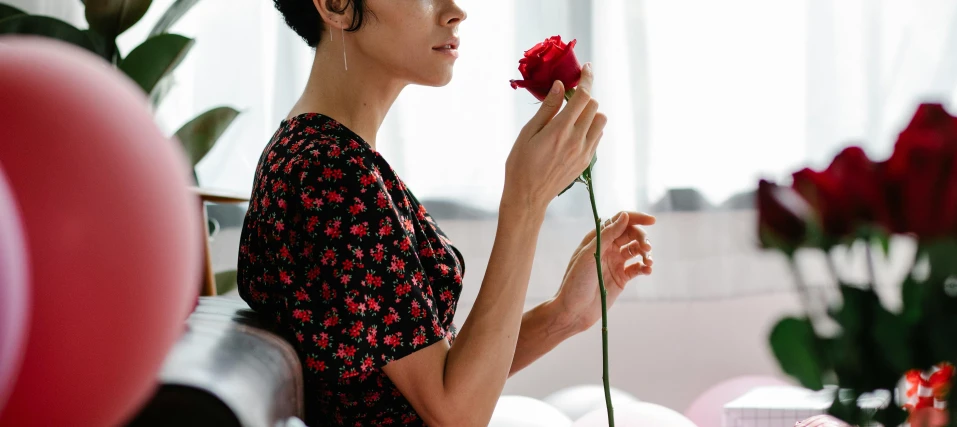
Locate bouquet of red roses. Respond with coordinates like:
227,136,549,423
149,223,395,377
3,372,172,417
758,103,957,427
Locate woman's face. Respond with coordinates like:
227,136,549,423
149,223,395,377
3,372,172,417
349,0,467,87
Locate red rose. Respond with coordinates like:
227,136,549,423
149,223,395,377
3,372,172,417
757,179,810,251
792,146,887,238
510,36,582,101
883,103,957,238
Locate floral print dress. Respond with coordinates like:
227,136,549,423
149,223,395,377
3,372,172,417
237,113,465,427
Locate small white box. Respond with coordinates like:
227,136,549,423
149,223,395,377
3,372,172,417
723,386,891,427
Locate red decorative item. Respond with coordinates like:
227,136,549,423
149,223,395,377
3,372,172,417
509,36,582,101
791,146,888,238
0,165,28,415
883,103,957,238
0,38,202,426
756,179,810,251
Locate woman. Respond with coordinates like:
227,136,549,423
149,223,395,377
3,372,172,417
238,0,655,425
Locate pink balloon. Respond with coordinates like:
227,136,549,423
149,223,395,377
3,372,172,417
574,401,696,427
0,38,202,427
0,165,28,414
684,375,791,427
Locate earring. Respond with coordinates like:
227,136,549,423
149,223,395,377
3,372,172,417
341,26,348,71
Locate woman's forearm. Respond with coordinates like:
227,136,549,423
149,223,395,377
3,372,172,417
509,299,580,376
441,198,546,424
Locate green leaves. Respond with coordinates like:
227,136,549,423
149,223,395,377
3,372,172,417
872,301,911,372
828,285,910,391
769,317,826,390
82,29,121,63
84,0,152,39
0,3,26,20
924,239,957,280
0,15,98,53
558,178,582,197
902,274,924,323
175,107,241,166
119,33,194,95
149,0,200,37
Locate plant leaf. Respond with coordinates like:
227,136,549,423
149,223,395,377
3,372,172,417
149,75,175,109
921,275,957,364
872,305,911,372
175,106,241,166
214,269,238,295
557,181,576,197
923,239,957,280
119,34,194,95
0,15,98,53
558,178,585,197
0,4,26,20
769,317,826,390
81,29,121,63
902,274,923,324
832,285,910,391
84,0,152,39
148,0,200,37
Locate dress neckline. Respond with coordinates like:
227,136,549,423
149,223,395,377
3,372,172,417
280,112,376,153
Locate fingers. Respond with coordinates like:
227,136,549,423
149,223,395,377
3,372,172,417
620,241,652,266
575,98,600,131
623,211,656,226
524,80,565,134
583,113,607,156
578,62,595,95
624,261,652,278
599,212,630,252
554,63,594,127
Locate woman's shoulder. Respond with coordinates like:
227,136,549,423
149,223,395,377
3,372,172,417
259,113,378,180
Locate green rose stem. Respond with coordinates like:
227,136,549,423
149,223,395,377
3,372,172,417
565,87,614,426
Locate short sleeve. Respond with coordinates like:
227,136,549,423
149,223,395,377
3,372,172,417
294,149,447,384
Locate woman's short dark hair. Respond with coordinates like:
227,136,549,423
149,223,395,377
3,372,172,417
273,0,367,48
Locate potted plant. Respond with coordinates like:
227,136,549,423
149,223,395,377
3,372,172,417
0,0,243,295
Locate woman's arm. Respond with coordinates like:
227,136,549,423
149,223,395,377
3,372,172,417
383,201,545,426
508,299,579,376
382,65,607,427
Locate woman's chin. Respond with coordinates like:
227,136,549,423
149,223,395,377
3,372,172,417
414,68,454,88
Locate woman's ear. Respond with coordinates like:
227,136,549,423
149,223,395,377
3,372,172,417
312,0,353,29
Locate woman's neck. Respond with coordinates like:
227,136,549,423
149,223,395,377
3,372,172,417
289,38,405,150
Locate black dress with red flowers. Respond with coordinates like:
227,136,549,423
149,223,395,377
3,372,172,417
237,113,465,427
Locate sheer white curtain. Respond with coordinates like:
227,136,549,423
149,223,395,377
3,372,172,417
15,0,957,300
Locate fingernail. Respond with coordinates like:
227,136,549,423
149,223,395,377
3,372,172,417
584,63,592,72
551,80,561,94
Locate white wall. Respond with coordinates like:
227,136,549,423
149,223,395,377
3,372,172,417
489,294,801,412
214,208,914,412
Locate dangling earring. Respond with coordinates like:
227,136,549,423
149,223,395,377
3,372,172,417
341,26,348,71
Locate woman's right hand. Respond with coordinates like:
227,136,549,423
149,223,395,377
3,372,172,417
504,63,607,212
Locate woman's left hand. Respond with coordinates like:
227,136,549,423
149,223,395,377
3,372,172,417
554,211,656,332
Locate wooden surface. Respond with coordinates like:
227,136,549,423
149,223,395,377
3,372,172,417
190,186,249,204
193,186,248,296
